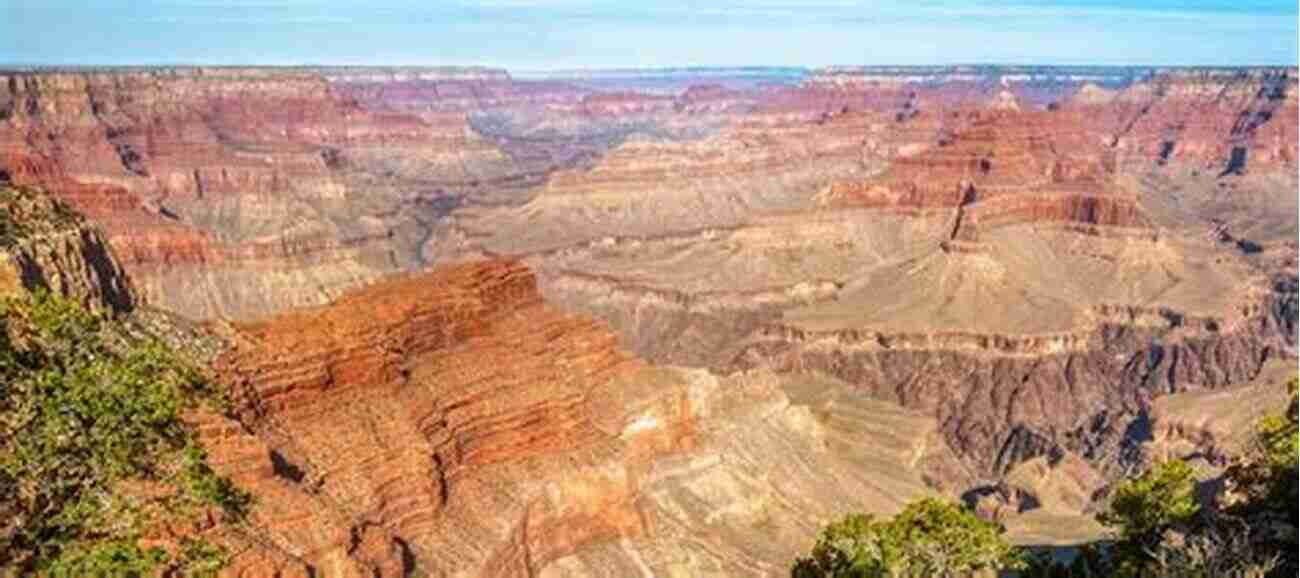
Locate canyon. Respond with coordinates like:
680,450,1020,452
1,64,1296,576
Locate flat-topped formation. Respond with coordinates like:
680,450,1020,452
781,224,1255,337
1,67,1295,575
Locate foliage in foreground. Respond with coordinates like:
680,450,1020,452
791,497,1023,578
0,291,250,576
797,375,1299,578
1025,376,1299,578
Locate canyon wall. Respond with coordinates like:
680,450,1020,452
202,258,960,577
5,66,1293,319
0,68,523,319
0,183,135,312
1,65,1296,575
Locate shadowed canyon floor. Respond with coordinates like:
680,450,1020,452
1,65,1296,576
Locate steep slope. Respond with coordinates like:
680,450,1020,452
199,257,961,577
0,183,135,312
0,68,520,320
523,70,1297,485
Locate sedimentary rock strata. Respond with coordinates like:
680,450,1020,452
204,258,667,575
723,78,1295,475
462,66,1296,508
0,68,522,319
204,258,958,577
1072,69,1299,173
1,65,1295,575
0,184,135,312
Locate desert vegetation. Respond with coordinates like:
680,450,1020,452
796,377,1299,578
1,64,1295,575
0,291,249,576
791,498,1023,577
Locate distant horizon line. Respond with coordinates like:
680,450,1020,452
2,62,1297,74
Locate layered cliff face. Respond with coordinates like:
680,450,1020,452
3,65,1296,574
204,258,649,576
510,68,1297,487
0,68,523,320
0,183,135,313
203,258,961,577
721,74,1296,477
1068,69,1299,174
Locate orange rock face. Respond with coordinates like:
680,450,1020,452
204,259,699,577
0,68,518,319
3,65,1295,575
1067,69,1300,172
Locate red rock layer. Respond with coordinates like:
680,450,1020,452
206,259,695,577
5,67,1290,320
1067,69,1299,173
0,68,519,318
823,108,1146,240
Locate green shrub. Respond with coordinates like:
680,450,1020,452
1097,459,1200,564
793,498,1023,577
0,291,249,575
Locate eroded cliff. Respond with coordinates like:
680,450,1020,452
202,258,961,577
0,183,135,312
2,65,1296,575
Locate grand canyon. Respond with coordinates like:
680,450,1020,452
1,62,1296,576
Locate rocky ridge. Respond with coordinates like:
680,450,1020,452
1,65,1296,575
0,183,135,313
0,186,946,577
203,258,959,577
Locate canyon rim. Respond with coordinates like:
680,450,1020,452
1,1,1298,577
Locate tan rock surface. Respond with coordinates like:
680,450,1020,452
2,66,1295,575
201,259,960,576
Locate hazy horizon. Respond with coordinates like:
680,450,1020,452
3,1,1296,69
0,64,1296,73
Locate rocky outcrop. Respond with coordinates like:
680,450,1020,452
0,68,520,320
0,184,135,313
199,258,960,577
206,258,650,575
1068,68,1299,174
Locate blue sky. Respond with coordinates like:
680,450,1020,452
2,1,1296,69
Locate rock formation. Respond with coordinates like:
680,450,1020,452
729,78,1295,476
0,68,521,319
1070,69,1299,174
202,258,959,577
0,183,135,312
1,64,1296,575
